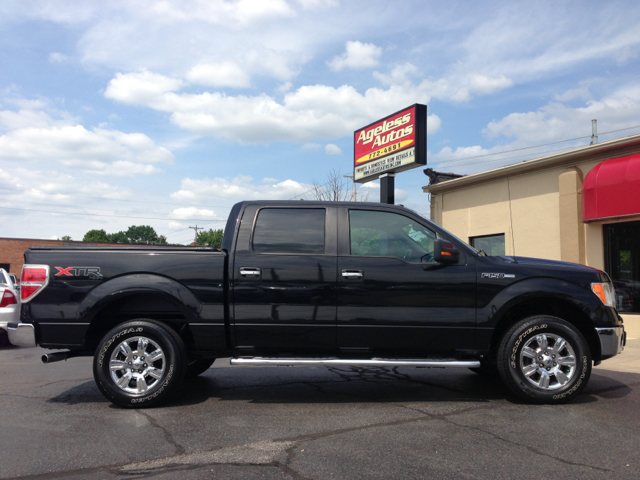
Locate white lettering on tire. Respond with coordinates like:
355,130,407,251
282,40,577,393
510,324,547,369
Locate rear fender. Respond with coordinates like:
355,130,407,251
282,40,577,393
79,274,202,324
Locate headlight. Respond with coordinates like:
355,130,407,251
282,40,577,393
591,282,616,308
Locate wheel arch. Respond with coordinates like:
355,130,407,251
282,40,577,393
81,274,201,352
487,296,602,362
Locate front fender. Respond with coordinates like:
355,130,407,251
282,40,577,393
479,277,618,330
79,273,203,323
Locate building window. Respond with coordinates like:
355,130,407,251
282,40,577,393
605,221,640,314
252,208,325,254
470,234,505,256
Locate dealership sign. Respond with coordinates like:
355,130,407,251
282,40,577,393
354,104,427,183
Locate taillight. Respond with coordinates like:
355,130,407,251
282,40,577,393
0,290,17,307
20,265,50,302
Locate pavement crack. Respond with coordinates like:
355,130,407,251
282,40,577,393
136,410,185,456
276,403,494,445
275,443,316,480
442,416,612,473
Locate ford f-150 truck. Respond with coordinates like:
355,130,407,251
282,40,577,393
9,201,626,407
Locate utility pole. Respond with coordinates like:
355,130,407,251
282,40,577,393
189,225,203,245
590,119,598,145
343,174,356,201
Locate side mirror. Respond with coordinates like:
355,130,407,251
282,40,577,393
433,239,460,264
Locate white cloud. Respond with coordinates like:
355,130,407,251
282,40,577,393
170,175,313,202
484,86,640,144
144,0,296,26
0,168,23,192
0,125,173,167
0,100,174,176
450,74,513,102
373,63,419,86
105,71,442,143
294,0,339,9
325,143,341,155
48,52,70,63
186,62,251,88
431,84,640,174
327,41,382,71
167,221,184,229
278,82,293,93
104,70,185,106
170,207,218,219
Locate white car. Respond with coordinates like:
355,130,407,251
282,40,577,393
0,268,20,341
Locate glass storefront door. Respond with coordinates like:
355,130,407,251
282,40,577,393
605,221,640,313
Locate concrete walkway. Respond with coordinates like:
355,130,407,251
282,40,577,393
595,337,640,374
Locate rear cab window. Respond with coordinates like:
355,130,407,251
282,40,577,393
252,208,326,254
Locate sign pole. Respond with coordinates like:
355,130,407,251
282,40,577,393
380,173,395,204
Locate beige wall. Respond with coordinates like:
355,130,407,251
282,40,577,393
436,167,564,258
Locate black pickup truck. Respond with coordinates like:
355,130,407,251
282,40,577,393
9,201,625,407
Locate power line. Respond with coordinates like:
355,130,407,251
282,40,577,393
8,199,220,218
432,124,640,167
0,188,233,210
0,206,226,222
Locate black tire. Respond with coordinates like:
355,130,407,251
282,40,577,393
186,358,215,378
93,319,187,408
497,315,591,404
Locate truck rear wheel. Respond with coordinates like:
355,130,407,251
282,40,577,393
497,315,591,404
93,319,187,408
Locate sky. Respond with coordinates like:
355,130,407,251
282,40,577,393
1,0,640,245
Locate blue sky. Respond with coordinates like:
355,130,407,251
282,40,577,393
1,0,640,244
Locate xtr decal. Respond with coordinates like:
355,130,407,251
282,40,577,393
55,266,103,280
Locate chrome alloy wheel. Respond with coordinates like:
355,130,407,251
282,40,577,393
519,333,576,390
109,336,166,395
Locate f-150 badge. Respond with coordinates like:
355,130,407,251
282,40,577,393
481,273,515,279
55,266,103,280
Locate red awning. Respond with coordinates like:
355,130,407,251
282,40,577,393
583,152,640,222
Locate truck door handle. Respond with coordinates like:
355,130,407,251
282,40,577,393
240,267,261,277
341,269,363,279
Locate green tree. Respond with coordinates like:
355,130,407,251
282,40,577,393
108,231,129,243
61,235,72,241
124,225,159,244
83,229,110,243
196,229,224,247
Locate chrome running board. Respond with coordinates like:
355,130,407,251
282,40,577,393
230,358,480,368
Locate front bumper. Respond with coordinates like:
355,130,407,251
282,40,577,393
7,323,37,347
596,326,626,359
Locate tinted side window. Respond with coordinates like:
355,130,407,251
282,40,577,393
253,208,325,254
349,210,436,263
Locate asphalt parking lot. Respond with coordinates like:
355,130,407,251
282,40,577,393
1,340,639,480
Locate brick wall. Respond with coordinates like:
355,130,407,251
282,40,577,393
0,238,123,277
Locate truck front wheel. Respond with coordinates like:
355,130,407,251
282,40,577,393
497,315,591,404
93,319,187,408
